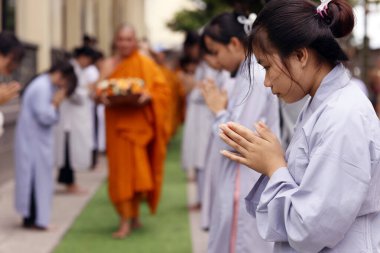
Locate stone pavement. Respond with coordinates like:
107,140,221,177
187,177,209,253
0,158,107,253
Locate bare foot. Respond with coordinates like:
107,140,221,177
187,176,196,183
131,218,143,230
92,166,103,173
112,221,131,239
65,184,88,195
188,203,201,212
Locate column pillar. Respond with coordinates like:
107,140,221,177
16,0,51,71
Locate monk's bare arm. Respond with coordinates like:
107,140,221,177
99,55,123,81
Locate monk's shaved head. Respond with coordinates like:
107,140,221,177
115,24,136,38
114,23,138,58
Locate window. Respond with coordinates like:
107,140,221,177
1,0,15,31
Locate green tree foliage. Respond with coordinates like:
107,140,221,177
167,0,231,32
167,0,267,32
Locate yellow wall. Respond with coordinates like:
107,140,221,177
64,0,82,51
14,0,149,71
16,0,52,72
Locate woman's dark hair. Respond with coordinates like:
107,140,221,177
201,12,249,48
0,31,25,64
247,0,354,67
183,30,201,61
82,34,97,47
93,50,104,62
48,61,78,96
179,55,198,72
183,31,200,49
22,61,77,97
73,46,97,62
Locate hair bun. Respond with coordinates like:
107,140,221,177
327,0,355,38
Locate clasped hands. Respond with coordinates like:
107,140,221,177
0,81,21,105
201,79,228,114
219,121,287,177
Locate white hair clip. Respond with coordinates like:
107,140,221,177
317,0,332,18
237,13,257,35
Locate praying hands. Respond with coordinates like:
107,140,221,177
0,81,21,105
219,121,287,177
201,79,228,115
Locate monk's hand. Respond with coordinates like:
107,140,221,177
0,81,21,105
99,94,110,106
201,79,228,115
219,121,286,177
138,92,151,106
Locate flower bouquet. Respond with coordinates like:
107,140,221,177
96,78,145,106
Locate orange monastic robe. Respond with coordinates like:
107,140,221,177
106,51,170,216
159,66,184,138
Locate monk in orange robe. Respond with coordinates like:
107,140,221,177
154,51,187,132
165,69,185,137
99,25,170,238
153,52,183,138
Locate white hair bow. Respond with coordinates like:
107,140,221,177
237,13,257,35
317,0,332,17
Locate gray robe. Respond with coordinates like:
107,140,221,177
246,64,380,253
14,74,59,227
181,62,218,170
208,58,278,253
201,71,235,230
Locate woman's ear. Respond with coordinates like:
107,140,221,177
294,48,309,68
228,37,243,52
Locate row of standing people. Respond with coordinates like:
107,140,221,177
181,0,380,252
8,25,185,235
180,12,304,252
181,13,280,252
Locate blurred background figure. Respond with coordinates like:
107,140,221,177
82,34,98,49
0,31,24,77
369,58,380,117
151,47,184,139
198,32,235,231
139,37,153,57
86,50,105,169
0,31,24,136
14,61,77,230
54,46,98,194
181,30,216,212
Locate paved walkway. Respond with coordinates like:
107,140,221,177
0,158,107,253
187,175,209,253
0,158,209,253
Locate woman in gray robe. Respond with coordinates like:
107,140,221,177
181,61,219,207
14,62,77,229
220,0,380,252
